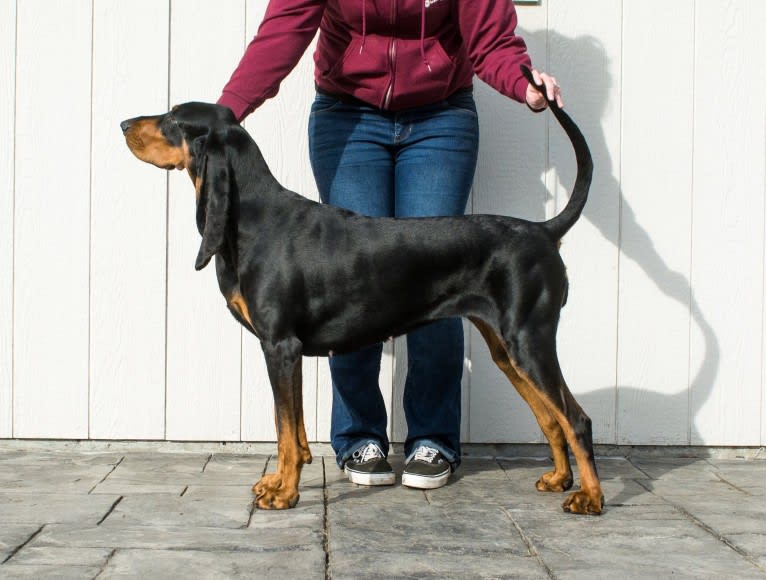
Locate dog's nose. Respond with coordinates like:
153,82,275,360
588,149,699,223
120,119,132,134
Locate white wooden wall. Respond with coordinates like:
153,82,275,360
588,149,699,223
1,0,765,446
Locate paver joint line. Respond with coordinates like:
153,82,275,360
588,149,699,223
322,457,330,580
635,478,766,574
93,548,118,580
625,457,653,479
243,454,272,529
89,456,125,494
97,496,124,526
501,507,556,580
713,472,751,496
673,503,766,574
1,524,45,565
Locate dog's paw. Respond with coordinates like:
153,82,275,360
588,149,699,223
535,470,574,493
253,472,280,494
562,489,604,515
252,474,300,510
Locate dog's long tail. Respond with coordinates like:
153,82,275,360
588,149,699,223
521,65,593,241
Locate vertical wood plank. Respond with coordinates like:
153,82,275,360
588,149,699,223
547,0,622,444
616,1,694,444
166,0,246,440
242,0,320,442
469,4,548,442
390,339,406,444
0,0,15,438
89,0,169,439
13,0,92,438
690,1,766,445
316,359,332,442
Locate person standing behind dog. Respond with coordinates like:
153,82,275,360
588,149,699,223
218,0,562,490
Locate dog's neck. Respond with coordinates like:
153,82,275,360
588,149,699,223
211,130,300,292
232,132,291,208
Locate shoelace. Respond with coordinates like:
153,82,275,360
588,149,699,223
412,446,441,464
353,442,384,464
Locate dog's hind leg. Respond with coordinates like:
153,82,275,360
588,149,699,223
505,327,603,515
471,318,573,493
254,337,308,509
474,319,604,515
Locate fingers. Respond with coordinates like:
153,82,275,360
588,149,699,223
529,69,565,109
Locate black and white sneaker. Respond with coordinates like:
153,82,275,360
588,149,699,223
344,442,395,486
402,445,451,490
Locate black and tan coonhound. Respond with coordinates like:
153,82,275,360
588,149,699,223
120,66,602,515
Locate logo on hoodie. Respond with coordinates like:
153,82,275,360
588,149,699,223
425,0,444,7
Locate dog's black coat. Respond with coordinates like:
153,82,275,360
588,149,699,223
121,66,603,514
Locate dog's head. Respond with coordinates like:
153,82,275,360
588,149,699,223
121,102,240,270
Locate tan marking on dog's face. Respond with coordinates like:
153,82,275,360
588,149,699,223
124,117,188,170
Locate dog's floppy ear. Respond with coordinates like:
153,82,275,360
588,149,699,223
192,133,231,271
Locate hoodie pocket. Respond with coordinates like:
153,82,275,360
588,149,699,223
392,37,456,108
324,33,390,92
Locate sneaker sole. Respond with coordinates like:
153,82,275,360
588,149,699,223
401,471,450,490
345,466,395,486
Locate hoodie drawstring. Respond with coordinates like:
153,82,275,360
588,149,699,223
360,0,367,53
421,0,431,72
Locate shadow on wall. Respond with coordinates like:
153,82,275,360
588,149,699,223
470,29,718,449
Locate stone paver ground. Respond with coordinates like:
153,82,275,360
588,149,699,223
0,443,764,579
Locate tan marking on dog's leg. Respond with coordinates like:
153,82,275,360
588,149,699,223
255,408,303,509
508,361,603,515
292,362,312,465
254,357,306,510
470,318,572,492
512,368,573,492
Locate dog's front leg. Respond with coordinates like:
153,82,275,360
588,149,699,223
254,338,307,509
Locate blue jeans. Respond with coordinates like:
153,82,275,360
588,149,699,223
308,90,480,469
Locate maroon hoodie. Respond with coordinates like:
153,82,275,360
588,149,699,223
218,0,532,121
